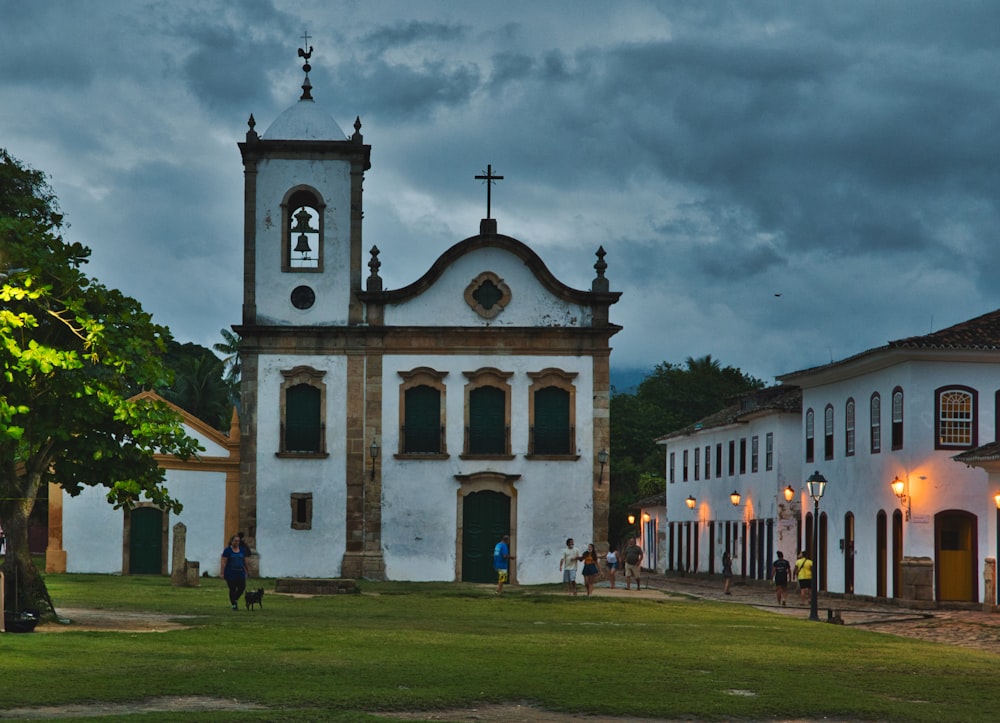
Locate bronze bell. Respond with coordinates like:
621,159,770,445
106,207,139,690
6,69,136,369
294,233,311,253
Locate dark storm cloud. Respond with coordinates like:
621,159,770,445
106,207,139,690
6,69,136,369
359,20,469,54
5,1,1000,378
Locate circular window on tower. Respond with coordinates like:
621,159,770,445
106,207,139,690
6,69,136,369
290,285,316,310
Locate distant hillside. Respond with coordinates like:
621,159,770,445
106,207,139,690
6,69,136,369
610,366,650,395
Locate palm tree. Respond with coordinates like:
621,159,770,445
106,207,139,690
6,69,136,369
213,328,241,385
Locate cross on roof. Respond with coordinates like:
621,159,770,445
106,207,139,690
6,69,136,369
475,164,504,220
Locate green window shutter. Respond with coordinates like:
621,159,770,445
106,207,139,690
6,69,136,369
286,384,321,452
534,386,570,454
469,386,505,454
405,385,441,453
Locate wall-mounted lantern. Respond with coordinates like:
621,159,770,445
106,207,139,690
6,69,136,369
890,476,910,521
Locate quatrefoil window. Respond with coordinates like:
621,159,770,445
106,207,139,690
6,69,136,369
465,271,512,319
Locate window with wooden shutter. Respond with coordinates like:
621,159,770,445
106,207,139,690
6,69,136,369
404,385,441,453
532,386,570,454
462,368,512,458
469,386,505,454
526,368,577,459
285,384,321,452
278,366,327,457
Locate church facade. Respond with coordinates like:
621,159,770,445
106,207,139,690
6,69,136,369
235,53,621,584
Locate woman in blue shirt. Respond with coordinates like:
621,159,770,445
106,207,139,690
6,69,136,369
220,534,248,610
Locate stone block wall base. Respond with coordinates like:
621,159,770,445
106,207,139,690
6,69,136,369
275,578,360,595
341,552,386,581
45,549,67,574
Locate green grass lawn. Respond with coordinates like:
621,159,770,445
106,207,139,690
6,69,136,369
2,575,995,722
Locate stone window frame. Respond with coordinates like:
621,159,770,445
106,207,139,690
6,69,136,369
462,367,513,459
397,367,449,459
464,271,512,319
525,368,578,459
281,185,326,273
290,492,313,530
277,365,328,458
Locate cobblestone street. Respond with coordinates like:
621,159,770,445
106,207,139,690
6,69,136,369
626,571,1000,655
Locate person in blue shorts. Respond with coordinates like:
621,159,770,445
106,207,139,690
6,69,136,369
493,534,514,594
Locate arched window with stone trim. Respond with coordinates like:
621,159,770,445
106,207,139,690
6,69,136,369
463,368,512,458
935,385,977,450
527,368,577,457
891,387,904,450
282,186,325,271
398,367,448,456
279,366,327,455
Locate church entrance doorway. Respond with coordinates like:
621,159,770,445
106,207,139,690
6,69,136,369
129,507,164,574
935,510,977,602
461,491,510,583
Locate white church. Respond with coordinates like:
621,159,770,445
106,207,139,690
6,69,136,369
48,46,621,585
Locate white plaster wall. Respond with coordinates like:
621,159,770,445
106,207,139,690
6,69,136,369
62,467,227,574
380,353,596,584
664,411,803,576
254,353,349,577
181,427,228,458
384,249,592,328
166,468,228,574
64,486,123,573
254,157,353,326
798,359,996,597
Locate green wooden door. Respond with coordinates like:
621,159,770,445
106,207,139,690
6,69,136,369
129,507,163,574
462,491,510,582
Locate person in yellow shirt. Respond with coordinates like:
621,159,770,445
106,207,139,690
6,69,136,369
794,550,813,605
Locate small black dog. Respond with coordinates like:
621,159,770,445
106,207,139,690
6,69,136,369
244,588,264,611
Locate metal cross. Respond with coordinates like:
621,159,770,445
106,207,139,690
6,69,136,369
475,164,504,219
301,30,312,47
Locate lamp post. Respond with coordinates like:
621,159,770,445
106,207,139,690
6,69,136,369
597,449,608,484
806,470,828,621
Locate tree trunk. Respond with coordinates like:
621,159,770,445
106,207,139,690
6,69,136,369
1,482,56,619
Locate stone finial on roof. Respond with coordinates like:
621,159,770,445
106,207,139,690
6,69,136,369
592,246,609,293
367,245,382,292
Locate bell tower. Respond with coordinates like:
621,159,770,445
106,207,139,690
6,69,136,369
235,41,373,573
238,42,371,328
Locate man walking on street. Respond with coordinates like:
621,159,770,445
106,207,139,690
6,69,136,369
624,538,643,590
493,534,514,595
559,537,582,595
772,551,791,606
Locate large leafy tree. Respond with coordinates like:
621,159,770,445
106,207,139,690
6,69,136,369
608,355,764,544
0,150,200,616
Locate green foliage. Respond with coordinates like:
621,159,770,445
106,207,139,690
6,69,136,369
0,149,201,613
159,340,233,430
2,574,996,722
609,355,763,541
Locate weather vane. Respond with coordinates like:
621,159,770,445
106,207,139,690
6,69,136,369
475,164,504,220
297,31,314,100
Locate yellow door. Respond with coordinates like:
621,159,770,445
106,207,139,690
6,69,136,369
936,513,975,602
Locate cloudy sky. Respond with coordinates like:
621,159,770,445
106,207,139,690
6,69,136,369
3,1,999,385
